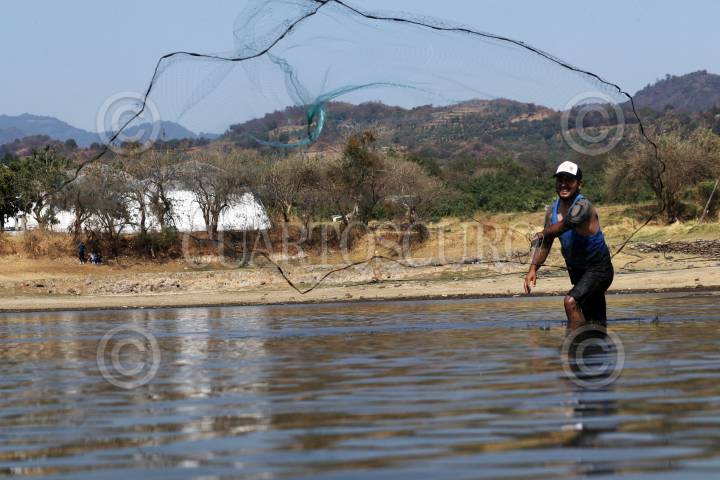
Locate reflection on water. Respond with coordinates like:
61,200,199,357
1,293,720,479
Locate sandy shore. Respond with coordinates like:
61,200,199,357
2,258,718,313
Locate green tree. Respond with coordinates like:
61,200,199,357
0,157,20,232
462,160,550,212
14,147,70,229
332,131,385,224
406,152,441,177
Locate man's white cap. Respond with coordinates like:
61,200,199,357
553,161,583,179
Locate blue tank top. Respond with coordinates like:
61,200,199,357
551,194,610,270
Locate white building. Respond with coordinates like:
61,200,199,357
6,190,271,233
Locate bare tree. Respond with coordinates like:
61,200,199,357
144,150,181,231
83,164,134,256
607,129,720,222
183,149,252,240
258,153,321,224
325,131,440,226
383,159,442,223
119,149,183,234
57,174,93,238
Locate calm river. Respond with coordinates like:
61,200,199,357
2,292,720,479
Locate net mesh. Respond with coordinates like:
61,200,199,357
133,0,634,150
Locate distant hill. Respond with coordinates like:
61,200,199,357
118,121,201,144
4,70,717,161
226,97,605,177
634,70,720,113
0,113,210,147
197,132,221,140
0,113,97,146
226,70,720,167
0,127,26,146
228,98,559,154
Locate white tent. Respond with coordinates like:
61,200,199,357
7,190,271,233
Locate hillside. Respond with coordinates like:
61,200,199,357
634,70,720,112
0,135,72,158
226,70,720,158
118,121,201,144
230,99,560,150
225,97,636,180
4,70,718,155
0,113,97,146
224,71,720,173
0,114,209,147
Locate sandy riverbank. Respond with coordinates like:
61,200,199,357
1,257,718,313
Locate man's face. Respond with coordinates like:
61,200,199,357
555,174,580,199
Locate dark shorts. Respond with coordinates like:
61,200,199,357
568,264,614,324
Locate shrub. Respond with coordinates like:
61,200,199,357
135,229,180,258
420,188,478,221
461,162,551,212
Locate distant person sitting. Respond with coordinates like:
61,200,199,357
78,243,86,264
89,252,102,265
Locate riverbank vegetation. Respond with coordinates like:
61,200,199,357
1,99,720,262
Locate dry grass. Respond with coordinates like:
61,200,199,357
0,230,75,259
2,204,718,268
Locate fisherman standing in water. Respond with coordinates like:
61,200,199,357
524,161,614,330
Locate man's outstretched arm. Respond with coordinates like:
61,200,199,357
540,220,567,240
525,209,556,294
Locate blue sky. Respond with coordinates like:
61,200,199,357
1,0,718,134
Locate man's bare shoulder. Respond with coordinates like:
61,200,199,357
564,197,594,228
